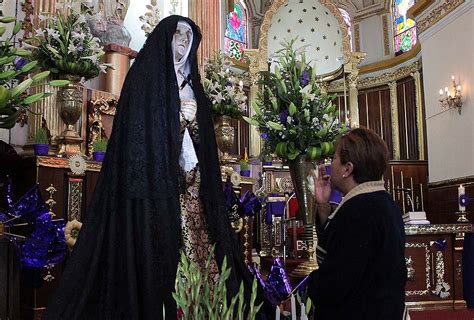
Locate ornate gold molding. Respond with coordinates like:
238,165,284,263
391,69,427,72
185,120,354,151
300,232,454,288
357,60,422,89
382,15,390,56
405,223,473,235
411,71,425,160
67,175,84,222
417,0,465,34
389,81,401,160
407,0,435,19
328,60,421,91
354,23,361,52
36,156,102,172
88,97,118,156
405,242,431,296
257,0,285,68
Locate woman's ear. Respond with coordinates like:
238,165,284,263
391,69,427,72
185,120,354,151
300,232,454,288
343,161,354,178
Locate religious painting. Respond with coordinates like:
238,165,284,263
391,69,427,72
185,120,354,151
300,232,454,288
393,0,417,53
224,1,247,61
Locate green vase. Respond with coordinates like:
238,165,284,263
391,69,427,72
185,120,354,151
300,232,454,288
288,155,316,226
288,155,320,276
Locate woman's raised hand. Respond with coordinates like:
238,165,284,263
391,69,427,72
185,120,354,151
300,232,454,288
312,165,332,204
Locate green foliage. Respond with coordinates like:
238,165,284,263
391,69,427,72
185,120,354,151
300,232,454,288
93,138,108,152
240,159,250,171
243,38,349,161
29,10,112,80
34,127,49,144
203,52,247,119
0,17,69,129
173,249,262,319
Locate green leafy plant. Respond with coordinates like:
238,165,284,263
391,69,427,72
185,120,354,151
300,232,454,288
260,141,273,163
29,10,112,80
34,127,49,144
0,17,69,129
243,38,349,161
203,52,247,119
240,159,250,171
173,249,262,319
92,137,108,152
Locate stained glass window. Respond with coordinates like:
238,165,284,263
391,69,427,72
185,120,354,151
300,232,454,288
224,1,247,61
338,8,353,51
393,0,417,53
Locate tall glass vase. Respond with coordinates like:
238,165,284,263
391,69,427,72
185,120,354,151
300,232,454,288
57,75,84,156
288,155,319,276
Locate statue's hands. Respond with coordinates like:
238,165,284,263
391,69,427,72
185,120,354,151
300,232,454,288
180,103,197,122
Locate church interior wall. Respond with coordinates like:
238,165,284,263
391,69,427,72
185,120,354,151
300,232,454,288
420,2,474,183
356,14,386,65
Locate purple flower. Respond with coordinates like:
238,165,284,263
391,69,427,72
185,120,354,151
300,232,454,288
300,69,310,87
14,57,27,70
279,110,289,124
261,133,268,139
226,80,233,87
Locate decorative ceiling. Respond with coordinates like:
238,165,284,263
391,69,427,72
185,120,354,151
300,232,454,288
332,0,390,17
267,0,344,76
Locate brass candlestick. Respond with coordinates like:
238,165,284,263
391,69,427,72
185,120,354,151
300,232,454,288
456,211,469,223
290,224,319,278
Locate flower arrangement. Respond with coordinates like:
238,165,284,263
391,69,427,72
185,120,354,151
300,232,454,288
0,16,69,129
244,39,349,161
29,10,111,80
173,248,261,319
203,52,247,119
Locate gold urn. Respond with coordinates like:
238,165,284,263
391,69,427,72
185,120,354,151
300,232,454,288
57,75,84,156
214,115,237,163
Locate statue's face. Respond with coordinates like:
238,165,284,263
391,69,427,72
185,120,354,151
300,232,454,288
173,25,192,62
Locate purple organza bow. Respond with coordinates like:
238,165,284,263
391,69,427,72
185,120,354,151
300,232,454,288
238,190,262,217
0,179,66,268
268,257,292,300
248,258,310,306
224,180,262,217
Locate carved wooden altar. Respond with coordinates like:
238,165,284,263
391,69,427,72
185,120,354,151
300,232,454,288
405,224,473,310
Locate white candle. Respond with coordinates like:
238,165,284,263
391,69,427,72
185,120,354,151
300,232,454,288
275,306,280,320
459,185,466,212
291,295,296,320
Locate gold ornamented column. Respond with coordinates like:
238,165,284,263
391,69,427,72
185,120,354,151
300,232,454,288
347,74,359,125
189,0,221,70
244,49,262,157
345,52,366,126
98,44,137,96
319,82,329,94
411,70,425,160
389,81,401,160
